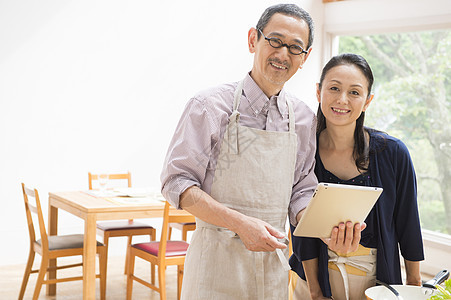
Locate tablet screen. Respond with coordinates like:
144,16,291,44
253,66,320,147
293,182,383,238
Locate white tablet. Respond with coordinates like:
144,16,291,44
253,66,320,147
293,182,383,238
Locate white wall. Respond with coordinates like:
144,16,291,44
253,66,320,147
0,0,323,266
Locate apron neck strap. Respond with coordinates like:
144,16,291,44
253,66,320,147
233,79,295,133
232,80,244,112
286,99,295,134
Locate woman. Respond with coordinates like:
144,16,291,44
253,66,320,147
289,53,424,300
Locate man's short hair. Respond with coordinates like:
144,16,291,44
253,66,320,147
256,4,314,50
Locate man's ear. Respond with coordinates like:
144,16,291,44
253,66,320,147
300,47,313,69
248,28,258,53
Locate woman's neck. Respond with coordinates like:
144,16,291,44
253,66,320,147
319,123,356,151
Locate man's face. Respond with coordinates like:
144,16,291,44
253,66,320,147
248,13,311,95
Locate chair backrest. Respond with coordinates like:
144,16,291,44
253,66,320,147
88,172,132,190
158,201,195,259
21,183,48,250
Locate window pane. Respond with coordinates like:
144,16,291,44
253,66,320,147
338,30,451,234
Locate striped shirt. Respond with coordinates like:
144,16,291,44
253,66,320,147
160,73,318,225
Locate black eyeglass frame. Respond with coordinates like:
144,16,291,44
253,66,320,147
257,28,308,55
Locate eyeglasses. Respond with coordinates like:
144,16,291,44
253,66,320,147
258,28,308,55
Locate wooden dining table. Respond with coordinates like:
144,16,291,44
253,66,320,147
48,191,168,300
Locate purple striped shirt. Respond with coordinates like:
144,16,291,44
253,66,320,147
160,73,318,225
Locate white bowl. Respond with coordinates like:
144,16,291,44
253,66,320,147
365,285,437,300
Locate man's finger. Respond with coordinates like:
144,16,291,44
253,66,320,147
266,235,287,249
266,225,285,239
251,238,285,252
264,225,287,249
258,242,275,252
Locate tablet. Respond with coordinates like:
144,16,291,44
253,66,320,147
293,182,383,238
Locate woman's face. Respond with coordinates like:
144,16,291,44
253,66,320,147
317,64,373,128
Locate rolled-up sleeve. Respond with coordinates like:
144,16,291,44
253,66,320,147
160,97,218,208
288,110,318,226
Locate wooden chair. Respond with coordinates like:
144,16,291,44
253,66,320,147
168,221,196,241
19,183,106,300
126,201,195,300
88,172,157,275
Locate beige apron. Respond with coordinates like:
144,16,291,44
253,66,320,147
328,245,377,300
289,245,376,300
182,80,297,300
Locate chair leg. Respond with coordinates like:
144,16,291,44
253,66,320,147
177,264,184,300
150,230,156,285
103,232,110,282
126,249,135,300
18,249,35,300
32,255,49,300
168,227,172,240
151,262,156,285
99,247,107,300
158,263,166,300
124,235,132,274
182,228,188,242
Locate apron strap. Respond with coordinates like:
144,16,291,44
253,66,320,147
227,111,240,154
232,80,244,111
228,81,244,154
276,245,292,271
328,249,377,300
229,80,295,154
286,98,295,134
255,252,265,299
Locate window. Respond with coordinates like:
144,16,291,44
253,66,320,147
338,30,451,235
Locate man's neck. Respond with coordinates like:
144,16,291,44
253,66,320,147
249,71,283,98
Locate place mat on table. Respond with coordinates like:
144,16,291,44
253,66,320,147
105,196,165,206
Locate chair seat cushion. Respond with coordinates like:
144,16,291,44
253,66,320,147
37,234,103,250
97,220,154,231
133,241,189,257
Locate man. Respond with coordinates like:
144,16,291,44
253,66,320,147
161,4,361,299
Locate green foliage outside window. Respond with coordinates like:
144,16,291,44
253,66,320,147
428,278,451,299
338,30,451,234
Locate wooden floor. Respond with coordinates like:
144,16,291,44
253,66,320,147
1,255,178,299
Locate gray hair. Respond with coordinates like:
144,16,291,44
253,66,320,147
256,3,314,50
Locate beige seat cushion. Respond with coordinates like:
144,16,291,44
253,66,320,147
37,234,103,250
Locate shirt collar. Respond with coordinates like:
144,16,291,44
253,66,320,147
242,73,288,118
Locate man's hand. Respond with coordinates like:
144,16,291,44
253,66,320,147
180,186,287,252
234,215,287,252
321,221,366,255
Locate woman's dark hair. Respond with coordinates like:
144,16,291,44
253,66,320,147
256,4,314,50
317,53,374,171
